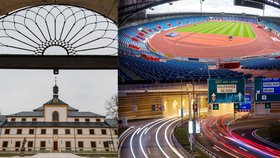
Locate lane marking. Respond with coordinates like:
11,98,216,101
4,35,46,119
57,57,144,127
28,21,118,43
139,127,149,158
214,145,239,158
130,128,141,158
156,118,177,158
239,146,248,152
165,118,184,158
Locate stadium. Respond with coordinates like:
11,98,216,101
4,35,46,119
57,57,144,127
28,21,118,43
119,0,280,82
119,1,280,158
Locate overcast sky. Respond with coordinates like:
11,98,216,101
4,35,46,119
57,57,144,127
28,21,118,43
146,0,280,17
0,70,117,116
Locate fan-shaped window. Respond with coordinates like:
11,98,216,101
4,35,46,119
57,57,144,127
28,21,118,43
0,5,118,55
52,111,59,122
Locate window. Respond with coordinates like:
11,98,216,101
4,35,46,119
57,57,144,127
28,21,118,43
40,141,46,151
78,141,83,151
101,129,107,135
96,119,101,122
2,141,8,151
114,130,118,135
53,129,58,134
4,129,10,134
89,129,95,135
11,118,15,122
52,111,59,122
16,129,22,134
91,141,96,151
77,129,82,135
22,118,26,122
85,119,90,122
103,141,109,151
15,141,21,151
41,129,46,134
65,141,71,151
32,118,37,122
29,129,34,134
65,129,70,134
27,141,33,151
75,118,79,122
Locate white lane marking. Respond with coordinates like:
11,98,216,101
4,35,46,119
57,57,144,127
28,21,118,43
156,118,178,158
130,128,141,158
137,117,171,157
139,127,149,158
165,118,184,158
118,127,136,157
239,146,248,152
145,117,172,134
213,146,220,152
214,145,239,158
148,148,151,155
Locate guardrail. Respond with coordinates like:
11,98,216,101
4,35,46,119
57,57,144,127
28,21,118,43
174,119,222,158
172,120,194,158
195,140,221,158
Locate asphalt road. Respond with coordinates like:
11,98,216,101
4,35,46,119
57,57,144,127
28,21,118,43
197,115,280,158
119,117,187,158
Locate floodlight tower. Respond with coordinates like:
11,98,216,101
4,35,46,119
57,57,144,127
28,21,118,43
200,0,205,13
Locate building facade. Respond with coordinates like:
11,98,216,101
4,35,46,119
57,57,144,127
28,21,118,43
0,84,118,152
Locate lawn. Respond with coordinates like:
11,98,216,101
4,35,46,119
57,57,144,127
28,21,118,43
175,21,256,38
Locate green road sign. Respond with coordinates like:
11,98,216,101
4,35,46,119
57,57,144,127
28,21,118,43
213,104,219,110
208,79,245,103
265,102,271,109
234,103,240,109
255,78,280,102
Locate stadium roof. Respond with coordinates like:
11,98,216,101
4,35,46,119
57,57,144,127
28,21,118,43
119,0,177,23
253,0,280,9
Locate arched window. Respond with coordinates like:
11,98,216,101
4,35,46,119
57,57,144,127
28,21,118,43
52,111,59,122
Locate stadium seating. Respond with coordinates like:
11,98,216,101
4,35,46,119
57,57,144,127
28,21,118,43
119,15,278,82
240,57,280,70
259,20,280,32
119,54,247,81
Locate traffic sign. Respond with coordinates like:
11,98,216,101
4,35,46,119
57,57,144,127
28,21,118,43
265,102,271,109
234,103,240,109
213,104,219,110
193,103,198,112
255,78,280,102
131,104,137,112
239,94,252,111
152,105,156,111
208,79,245,103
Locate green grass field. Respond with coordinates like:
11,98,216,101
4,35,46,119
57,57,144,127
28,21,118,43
175,21,256,38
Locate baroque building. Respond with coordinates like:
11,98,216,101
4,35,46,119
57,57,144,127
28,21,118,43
0,83,117,152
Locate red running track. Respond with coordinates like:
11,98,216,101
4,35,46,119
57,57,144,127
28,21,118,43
148,23,280,59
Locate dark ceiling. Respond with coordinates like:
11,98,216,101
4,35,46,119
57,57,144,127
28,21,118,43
119,0,280,24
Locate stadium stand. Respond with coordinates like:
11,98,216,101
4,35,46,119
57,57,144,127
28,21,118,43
119,14,279,82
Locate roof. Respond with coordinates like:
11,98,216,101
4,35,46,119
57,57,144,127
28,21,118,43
7,111,104,118
43,98,68,105
0,115,6,126
34,105,78,112
68,112,105,118
3,122,112,128
8,112,44,117
105,118,118,127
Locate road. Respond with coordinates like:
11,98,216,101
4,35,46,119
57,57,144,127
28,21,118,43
119,117,187,158
198,115,280,158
